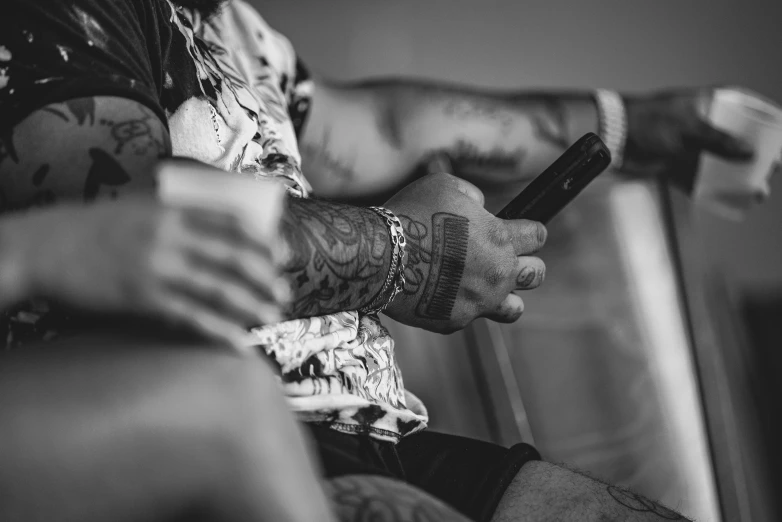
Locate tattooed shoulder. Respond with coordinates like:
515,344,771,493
1,97,168,210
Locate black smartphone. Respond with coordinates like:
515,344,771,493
496,132,612,223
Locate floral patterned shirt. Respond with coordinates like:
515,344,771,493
0,0,427,442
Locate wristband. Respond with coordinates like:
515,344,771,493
359,206,407,316
594,89,627,171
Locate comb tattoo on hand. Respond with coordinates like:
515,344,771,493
413,212,469,321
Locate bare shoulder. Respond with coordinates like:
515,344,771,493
0,97,171,211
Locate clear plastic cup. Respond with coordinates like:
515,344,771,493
694,88,782,220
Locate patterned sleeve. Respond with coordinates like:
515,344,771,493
288,58,313,139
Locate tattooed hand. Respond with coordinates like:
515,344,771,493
0,195,288,349
623,88,754,191
383,173,547,334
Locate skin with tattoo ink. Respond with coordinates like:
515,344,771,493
516,266,538,289
326,475,472,522
279,197,392,318
276,172,547,333
606,486,685,520
409,212,469,320
1,97,169,211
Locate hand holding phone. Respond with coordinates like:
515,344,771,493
496,133,612,223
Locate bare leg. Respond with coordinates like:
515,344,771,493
491,461,691,522
327,475,472,522
0,336,335,522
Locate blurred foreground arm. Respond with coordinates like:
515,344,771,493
0,333,336,522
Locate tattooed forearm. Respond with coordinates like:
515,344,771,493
438,139,526,184
527,95,570,150
440,94,515,130
399,213,469,321
326,475,471,522
606,486,688,520
281,197,393,318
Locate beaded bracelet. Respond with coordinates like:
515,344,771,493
359,206,407,316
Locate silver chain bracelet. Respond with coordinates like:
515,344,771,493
359,206,407,316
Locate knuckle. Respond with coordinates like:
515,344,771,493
484,264,507,288
487,221,512,247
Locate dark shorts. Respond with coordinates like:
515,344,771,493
307,424,541,522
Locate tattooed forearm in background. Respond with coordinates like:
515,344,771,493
280,197,393,318
300,79,601,200
0,96,169,212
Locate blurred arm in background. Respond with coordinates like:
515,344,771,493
300,79,753,203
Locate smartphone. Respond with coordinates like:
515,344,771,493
496,132,612,223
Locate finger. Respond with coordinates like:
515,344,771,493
754,181,771,203
691,118,754,160
179,206,276,259
500,219,547,255
163,267,284,329
181,206,243,239
157,289,258,356
515,256,546,290
175,229,289,305
482,293,524,324
434,172,485,206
